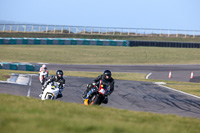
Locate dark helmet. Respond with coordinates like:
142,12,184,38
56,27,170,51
56,70,63,79
103,70,112,80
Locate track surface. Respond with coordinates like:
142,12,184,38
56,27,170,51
42,64,200,83
1,75,200,119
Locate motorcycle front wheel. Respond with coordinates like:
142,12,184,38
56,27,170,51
46,94,54,100
90,95,101,105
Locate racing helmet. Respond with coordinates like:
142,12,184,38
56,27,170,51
103,70,112,80
56,70,63,79
42,64,47,69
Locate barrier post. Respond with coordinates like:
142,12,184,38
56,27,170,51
10,25,12,32
3,24,5,32
24,24,26,32
46,25,48,33
168,29,170,37
185,30,187,38
17,24,19,32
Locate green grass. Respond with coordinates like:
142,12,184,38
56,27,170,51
0,94,200,133
1,45,200,98
1,45,200,64
1,45,200,132
0,70,146,81
165,84,200,97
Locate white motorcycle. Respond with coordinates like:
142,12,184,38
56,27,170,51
39,70,48,85
41,82,60,100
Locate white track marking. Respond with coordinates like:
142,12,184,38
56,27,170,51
27,75,32,97
146,73,152,79
158,84,200,100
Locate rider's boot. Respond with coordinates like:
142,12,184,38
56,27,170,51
57,92,63,98
84,99,89,105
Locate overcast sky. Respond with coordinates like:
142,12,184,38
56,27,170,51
0,0,199,30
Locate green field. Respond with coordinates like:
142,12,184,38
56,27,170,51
1,94,200,133
0,45,200,97
1,45,200,133
1,45,200,64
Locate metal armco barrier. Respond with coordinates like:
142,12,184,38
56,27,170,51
0,38,128,46
129,40,200,48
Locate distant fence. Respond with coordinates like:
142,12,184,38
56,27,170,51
0,24,200,38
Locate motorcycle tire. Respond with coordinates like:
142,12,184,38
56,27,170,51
46,94,54,100
91,95,101,105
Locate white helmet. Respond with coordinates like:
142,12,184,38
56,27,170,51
42,64,46,68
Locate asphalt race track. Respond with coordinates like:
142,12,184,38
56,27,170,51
41,64,200,83
1,75,200,119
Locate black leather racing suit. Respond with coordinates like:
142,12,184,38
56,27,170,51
84,75,115,103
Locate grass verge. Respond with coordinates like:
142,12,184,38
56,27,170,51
1,45,200,64
0,70,37,81
0,94,200,133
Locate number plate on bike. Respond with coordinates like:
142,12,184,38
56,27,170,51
99,89,105,94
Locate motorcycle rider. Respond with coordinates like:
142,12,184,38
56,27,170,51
39,64,49,85
39,64,48,73
82,70,114,104
39,70,65,98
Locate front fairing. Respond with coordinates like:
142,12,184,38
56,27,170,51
85,80,109,100
85,87,98,99
39,71,48,81
41,83,59,100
